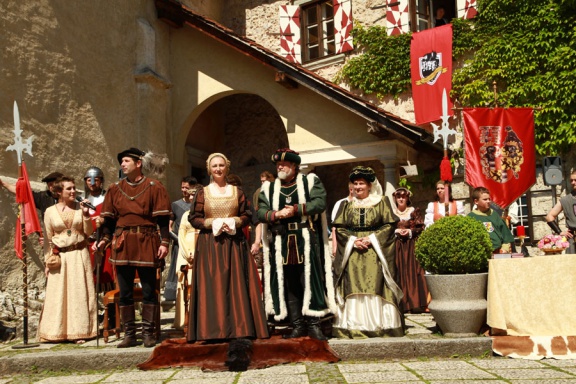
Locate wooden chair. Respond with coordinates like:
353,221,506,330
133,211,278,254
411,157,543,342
102,268,161,343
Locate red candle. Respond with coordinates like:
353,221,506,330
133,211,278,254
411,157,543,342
516,225,526,237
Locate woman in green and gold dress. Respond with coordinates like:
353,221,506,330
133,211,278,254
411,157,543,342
332,166,404,338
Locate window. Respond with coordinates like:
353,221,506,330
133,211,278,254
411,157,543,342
302,1,336,62
386,0,475,35
409,0,457,32
279,1,353,64
511,195,532,245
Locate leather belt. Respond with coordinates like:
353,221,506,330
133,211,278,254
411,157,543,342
287,222,309,231
346,225,384,232
56,240,88,253
120,226,157,234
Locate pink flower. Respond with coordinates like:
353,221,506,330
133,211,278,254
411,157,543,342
538,234,568,250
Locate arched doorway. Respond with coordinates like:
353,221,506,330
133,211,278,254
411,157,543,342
184,93,288,196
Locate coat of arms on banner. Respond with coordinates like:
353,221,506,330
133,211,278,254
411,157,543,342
416,52,447,86
479,125,524,184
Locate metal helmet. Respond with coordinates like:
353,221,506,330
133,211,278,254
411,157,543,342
84,166,104,185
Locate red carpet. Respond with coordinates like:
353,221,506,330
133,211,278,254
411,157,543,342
138,335,340,371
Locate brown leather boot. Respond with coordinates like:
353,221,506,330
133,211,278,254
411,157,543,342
141,303,157,348
117,305,138,348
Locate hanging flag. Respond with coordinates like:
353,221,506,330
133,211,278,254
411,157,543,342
410,24,453,125
14,161,42,259
463,108,536,208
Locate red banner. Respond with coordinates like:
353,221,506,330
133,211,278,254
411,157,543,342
14,162,42,259
410,24,453,125
463,108,536,208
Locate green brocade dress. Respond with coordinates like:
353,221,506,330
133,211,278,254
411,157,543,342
332,196,404,338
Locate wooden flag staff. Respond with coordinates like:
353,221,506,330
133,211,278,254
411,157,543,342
7,101,39,350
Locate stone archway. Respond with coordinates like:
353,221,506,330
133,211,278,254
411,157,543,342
184,93,288,196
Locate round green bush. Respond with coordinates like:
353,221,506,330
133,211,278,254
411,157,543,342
415,215,493,274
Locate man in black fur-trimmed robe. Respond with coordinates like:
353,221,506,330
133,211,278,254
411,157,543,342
258,148,336,340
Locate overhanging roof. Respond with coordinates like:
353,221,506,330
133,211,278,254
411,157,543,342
155,0,436,149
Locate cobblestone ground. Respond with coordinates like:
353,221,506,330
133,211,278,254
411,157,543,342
4,358,576,383
2,309,574,383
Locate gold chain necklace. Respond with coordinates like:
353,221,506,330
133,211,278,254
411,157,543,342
118,179,154,201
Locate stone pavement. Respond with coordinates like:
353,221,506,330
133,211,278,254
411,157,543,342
5,307,566,383
5,356,576,383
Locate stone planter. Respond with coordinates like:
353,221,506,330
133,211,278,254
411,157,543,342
425,273,488,337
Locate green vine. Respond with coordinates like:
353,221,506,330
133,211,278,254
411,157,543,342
337,0,576,155
335,25,412,98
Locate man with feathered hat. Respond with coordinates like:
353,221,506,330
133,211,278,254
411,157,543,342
97,147,171,348
257,148,336,340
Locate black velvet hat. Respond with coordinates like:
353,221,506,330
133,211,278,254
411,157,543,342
117,147,146,164
41,172,64,183
349,166,376,183
271,148,301,165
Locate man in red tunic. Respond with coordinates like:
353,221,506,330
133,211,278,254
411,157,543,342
98,148,171,348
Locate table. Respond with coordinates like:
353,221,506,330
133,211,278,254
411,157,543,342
488,254,576,336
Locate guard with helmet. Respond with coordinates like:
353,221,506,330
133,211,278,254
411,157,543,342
83,166,115,291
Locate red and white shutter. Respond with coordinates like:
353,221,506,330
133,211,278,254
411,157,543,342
457,0,478,19
385,0,410,36
279,5,302,64
334,0,354,54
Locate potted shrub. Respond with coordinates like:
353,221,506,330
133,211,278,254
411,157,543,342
415,215,493,337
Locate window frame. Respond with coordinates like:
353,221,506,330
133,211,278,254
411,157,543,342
301,0,337,63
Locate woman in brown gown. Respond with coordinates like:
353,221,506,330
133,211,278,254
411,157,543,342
392,187,429,313
186,153,269,370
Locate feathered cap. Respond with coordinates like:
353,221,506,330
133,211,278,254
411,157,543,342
271,148,301,165
349,166,376,183
117,147,169,177
117,147,145,163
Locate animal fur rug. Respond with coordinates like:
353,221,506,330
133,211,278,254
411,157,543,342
138,335,340,371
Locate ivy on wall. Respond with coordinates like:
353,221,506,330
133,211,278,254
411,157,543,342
337,0,576,155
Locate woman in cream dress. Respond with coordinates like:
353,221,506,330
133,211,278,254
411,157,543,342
37,176,97,343
173,187,200,330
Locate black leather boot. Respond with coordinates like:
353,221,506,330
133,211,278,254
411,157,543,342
283,300,307,339
141,303,157,348
225,338,253,371
117,304,138,348
306,317,327,341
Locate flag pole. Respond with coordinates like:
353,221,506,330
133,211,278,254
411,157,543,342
432,89,456,216
8,101,39,349
12,165,39,349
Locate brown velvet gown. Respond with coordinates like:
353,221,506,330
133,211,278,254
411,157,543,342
186,185,269,342
394,207,429,312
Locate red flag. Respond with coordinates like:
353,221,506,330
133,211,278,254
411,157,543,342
463,108,536,208
14,162,43,259
410,24,453,125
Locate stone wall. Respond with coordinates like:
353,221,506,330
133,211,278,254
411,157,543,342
0,0,172,337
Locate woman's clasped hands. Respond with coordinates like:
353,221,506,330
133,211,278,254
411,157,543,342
353,237,371,250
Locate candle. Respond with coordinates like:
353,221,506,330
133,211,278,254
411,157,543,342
516,225,526,238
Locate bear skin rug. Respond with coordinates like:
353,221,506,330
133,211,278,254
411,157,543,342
138,335,340,371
